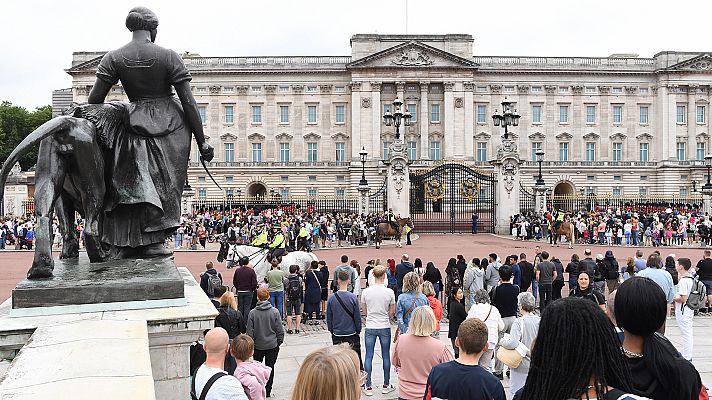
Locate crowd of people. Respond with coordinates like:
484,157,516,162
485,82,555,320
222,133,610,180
0,217,37,250
511,204,712,247
189,244,708,399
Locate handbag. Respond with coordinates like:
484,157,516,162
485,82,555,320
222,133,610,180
496,319,529,369
393,297,418,343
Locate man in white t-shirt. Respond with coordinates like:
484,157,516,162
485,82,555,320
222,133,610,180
674,258,694,361
192,328,248,400
360,265,396,396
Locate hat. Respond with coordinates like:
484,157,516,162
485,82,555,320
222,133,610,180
605,250,614,258
596,254,604,261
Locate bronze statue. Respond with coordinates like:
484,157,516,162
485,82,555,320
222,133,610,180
0,7,214,279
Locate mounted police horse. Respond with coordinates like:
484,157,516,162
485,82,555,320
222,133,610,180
545,212,575,249
374,217,414,249
217,243,317,281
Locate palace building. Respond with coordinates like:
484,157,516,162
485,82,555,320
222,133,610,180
65,34,712,201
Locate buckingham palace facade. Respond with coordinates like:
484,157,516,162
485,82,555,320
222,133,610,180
65,34,712,200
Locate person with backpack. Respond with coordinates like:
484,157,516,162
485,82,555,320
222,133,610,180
603,250,621,294
200,261,224,300
675,258,703,361
331,255,357,293
326,269,363,370
192,327,248,400
283,265,304,334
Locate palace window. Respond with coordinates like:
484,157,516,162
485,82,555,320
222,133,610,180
280,188,290,197
335,142,346,162
407,104,417,122
677,142,686,161
431,103,441,123
613,187,622,196
586,105,596,124
335,188,345,198
612,143,622,161
198,106,207,125
531,142,542,161
198,188,206,198
279,105,289,124
430,141,441,160
677,105,686,124
307,105,317,124
680,187,689,196
251,105,262,124
559,105,569,123
639,187,648,197
407,141,417,160
224,143,234,162
477,104,487,124
224,105,234,124
639,106,649,124
612,105,622,124
308,188,317,197
251,143,262,162
279,143,290,162
697,105,706,124
639,143,649,161
559,142,569,161
382,141,390,160
697,143,706,160
476,142,488,162
307,142,318,162
585,142,596,161
335,105,345,123
531,105,542,124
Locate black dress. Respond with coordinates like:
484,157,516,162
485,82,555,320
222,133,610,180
448,299,467,340
319,266,329,301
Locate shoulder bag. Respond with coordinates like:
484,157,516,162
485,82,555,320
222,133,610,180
496,319,529,369
393,297,418,343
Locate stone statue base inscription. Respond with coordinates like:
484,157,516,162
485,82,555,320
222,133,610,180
12,255,185,310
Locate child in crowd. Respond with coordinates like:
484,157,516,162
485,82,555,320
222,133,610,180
232,334,272,400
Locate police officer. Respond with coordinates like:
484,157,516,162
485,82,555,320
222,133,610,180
269,227,286,262
387,208,398,231
298,223,311,252
251,225,269,248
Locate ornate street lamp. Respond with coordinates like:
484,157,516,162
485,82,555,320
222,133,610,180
491,97,521,139
535,149,545,187
383,97,412,140
359,147,368,187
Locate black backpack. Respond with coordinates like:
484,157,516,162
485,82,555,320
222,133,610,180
287,275,302,302
604,260,620,280
206,272,222,296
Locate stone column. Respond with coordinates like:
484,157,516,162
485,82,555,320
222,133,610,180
420,81,430,160
534,184,547,216
358,183,369,215
350,82,362,159
688,85,697,162
181,186,195,216
464,82,475,160
444,82,455,159
491,137,523,234
387,140,411,217
371,82,382,159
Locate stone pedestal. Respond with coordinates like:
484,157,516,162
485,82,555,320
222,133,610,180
704,196,712,215
181,187,195,215
2,184,28,217
491,137,522,234
386,139,410,217
0,268,217,400
358,184,369,215
534,184,547,215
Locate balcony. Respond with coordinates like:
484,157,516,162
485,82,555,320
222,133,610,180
520,160,659,168
189,161,351,168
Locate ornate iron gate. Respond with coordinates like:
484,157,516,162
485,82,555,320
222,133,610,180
519,183,536,215
368,178,388,213
409,163,496,233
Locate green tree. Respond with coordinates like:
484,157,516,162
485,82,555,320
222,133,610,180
0,101,52,170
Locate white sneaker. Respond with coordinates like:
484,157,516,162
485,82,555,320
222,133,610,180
363,387,373,396
382,384,396,394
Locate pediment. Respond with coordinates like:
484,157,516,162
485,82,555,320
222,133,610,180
331,132,350,140
636,132,653,141
65,54,105,73
555,132,573,140
610,132,627,141
275,132,293,141
582,132,600,140
303,132,321,141
528,132,545,141
662,53,712,73
696,132,709,140
474,131,491,140
220,132,238,141
247,132,265,141
348,41,477,69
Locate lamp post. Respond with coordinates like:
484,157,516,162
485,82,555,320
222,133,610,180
535,149,545,187
358,147,369,215
383,97,412,140
491,97,521,140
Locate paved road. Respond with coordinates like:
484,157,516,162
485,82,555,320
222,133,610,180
1,233,708,300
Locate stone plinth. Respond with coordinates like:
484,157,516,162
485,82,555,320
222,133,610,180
12,256,184,310
0,268,217,400
0,320,156,400
387,139,411,217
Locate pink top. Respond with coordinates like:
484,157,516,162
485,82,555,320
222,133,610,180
233,360,272,400
391,333,453,399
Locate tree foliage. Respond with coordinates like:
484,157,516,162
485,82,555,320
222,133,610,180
0,101,53,171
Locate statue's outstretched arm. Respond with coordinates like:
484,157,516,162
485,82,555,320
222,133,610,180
87,80,112,104
175,81,213,162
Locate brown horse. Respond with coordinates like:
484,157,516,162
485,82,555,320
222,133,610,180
546,213,575,249
375,217,413,249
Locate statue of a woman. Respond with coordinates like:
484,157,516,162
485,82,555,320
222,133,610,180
88,7,213,258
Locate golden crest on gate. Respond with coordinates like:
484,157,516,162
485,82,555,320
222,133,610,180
425,180,445,200
460,179,480,201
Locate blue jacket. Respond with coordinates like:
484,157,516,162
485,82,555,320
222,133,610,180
395,292,429,333
511,263,522,286
326,291,361,336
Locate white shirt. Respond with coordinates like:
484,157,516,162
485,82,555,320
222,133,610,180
194,364,248,400
361,283,395,329
676,275,694,315
467,303,504,346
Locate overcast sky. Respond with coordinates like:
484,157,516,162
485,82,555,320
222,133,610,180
2,0,711,109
